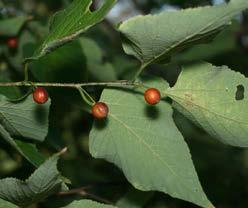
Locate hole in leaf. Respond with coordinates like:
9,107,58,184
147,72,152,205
235,85,245,101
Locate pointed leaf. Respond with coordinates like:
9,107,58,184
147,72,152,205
0,153,63,207
63,200,117,208
167,62,248,147
0,95,50,142
90,79,213,208
25,0,116,62
119,0,248,66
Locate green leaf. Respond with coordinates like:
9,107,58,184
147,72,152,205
0,198,17,208
25,0,116,62
167,62,248,147
63,200,117,208
15,140,45,166
79,37,117,81
173,22,239,64
119,0,248,67
0,16,30,37
0,125,45,166
0,94,50,142
0,153,63,207
90,78,213,208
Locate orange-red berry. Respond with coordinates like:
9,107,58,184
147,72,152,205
33,87,49,104
144,88,161,105
7,38,18,49
92,102,109,120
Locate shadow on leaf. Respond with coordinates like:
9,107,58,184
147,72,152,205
34,105,48,124
94,118,108,130
145,105,160,120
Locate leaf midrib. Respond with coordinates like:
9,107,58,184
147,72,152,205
109,112,199,197
124,3,243,66
168,92,248,125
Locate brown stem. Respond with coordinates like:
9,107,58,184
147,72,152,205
57,186,113,205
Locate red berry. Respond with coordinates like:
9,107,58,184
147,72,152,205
144,88,161,105
7,38,18,49
33,87,49,104
92,102,109,120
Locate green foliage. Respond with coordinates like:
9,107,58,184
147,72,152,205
25,0,116,62
0,198,18,208
30,40,87,83
119,0,248,67
0,0,248,208
63,200,117,208
79,37,117,81
0,94,49,166
5,30,36,70
0,125,45,166
0,16,30,36
0,153,63,207
0,95,50,142
167,62,248,147
90,78,212,208
173,22,239,63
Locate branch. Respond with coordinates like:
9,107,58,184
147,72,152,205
57,186,113,205
133,64,147,81
0,80,142,88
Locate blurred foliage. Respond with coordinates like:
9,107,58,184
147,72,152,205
0,0,248,208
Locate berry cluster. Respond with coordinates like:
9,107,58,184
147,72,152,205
90,88,161,120
32,87,161,120
6,38,162,120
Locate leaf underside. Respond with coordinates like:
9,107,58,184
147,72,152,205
0,154,63,207
0,198,18,208
0,95,49,166
168,62,248,147
90,78,213,208
63,200,117,208
0,95,50,142
119,0,248,66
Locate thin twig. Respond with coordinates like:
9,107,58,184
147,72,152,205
24,63,29,81
0,80,141,88
57,187,113,205
133,64,147,81
76,87,95,106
